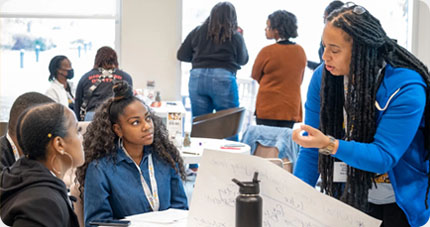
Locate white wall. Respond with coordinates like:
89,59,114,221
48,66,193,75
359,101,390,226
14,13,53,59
120,0,183,101
412,0,430,68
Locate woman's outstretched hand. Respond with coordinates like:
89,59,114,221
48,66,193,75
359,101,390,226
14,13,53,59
292,124,330,149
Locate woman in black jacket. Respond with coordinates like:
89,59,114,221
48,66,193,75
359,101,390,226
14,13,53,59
0,103,84,227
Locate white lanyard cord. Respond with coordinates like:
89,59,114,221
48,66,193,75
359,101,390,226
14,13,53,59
6,133,20,161
120,140,159,211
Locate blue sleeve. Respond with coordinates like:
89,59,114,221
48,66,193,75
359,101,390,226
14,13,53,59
293,64,323,187
84,161,114,226
334,82,426,173
169,166,189,210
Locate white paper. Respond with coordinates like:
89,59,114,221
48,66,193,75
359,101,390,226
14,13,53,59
124,208,187,227
188,149,382,227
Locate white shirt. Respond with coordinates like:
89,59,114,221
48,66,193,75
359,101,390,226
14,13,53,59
45,79,69,107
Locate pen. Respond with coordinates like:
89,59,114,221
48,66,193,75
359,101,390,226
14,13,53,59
220,146,241,150
182,151,200,155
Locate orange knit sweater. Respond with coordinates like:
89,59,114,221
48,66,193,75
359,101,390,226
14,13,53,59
251,43,307,122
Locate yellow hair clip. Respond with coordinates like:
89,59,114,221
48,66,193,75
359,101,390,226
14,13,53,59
47,133,52,138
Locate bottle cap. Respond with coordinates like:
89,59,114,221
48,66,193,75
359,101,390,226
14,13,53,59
232,172,260,194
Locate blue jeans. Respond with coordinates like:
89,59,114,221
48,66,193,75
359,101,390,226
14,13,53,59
188,68,239,118
188,68,239,168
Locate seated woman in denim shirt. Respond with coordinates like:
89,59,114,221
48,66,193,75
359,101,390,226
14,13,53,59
76,81,188,226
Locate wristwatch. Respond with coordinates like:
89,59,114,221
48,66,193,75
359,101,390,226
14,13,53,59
318,135,336,155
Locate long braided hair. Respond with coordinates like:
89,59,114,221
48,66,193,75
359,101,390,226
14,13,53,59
205,1,237,44
76,81,186,199
320,4,430,211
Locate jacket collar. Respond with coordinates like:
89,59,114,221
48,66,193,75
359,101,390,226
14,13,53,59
116,144,154,165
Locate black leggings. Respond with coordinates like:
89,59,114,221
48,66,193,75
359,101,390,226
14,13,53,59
367,202,410,227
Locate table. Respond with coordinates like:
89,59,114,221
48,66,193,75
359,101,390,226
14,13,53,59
180,137,250,164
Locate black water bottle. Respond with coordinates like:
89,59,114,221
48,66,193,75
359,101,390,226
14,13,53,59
232,172,262,227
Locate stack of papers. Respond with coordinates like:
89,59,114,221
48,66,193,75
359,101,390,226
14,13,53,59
123,208,188,227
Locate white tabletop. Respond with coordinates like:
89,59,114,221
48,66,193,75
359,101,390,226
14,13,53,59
180,137,250,164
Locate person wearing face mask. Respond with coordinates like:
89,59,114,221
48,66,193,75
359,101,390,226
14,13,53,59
46,55,75,110
0,102,84,226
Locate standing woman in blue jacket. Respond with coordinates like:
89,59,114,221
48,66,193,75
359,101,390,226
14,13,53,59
292,3,430,227
177,1,248,120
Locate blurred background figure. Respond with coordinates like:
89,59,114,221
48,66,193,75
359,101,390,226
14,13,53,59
46,55,75,110
307,0,344,70
251,10,306,128
74,46,133,121
177,1,249,131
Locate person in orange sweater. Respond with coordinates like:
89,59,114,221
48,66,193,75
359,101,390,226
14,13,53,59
251,10,307,128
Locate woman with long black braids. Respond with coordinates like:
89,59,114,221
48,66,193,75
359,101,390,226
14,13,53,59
292,3,430,227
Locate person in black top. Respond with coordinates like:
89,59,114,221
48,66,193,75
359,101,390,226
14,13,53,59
74,46,133,121
0,92,53,173
177,1,248,123
0,102,84,227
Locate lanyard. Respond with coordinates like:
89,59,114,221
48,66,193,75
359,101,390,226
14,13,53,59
121,141,159,211
6,133,20,161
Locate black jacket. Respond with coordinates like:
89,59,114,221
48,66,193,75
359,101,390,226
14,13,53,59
0,135,15,173
177,23,249,73
74,68,133,119
0,158,79,227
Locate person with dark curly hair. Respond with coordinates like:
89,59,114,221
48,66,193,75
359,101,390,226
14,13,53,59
74,46,133,121
0,103,83,226
177,1,248,123
292,3,430,226
76,81,188,226
251,10,306,128
46,55,75,109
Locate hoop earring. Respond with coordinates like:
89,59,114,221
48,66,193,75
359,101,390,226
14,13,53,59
118,137,123,148
51,155,61,176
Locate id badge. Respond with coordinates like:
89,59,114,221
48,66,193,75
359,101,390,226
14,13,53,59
333,162,347,182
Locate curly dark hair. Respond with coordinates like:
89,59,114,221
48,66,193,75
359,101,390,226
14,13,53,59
93,46,119,69
268,10,298,40
319,4,430,211
205,1,238,44
76,81,186,199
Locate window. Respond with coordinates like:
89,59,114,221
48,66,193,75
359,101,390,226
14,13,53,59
0,0,119,121
180,0,411,122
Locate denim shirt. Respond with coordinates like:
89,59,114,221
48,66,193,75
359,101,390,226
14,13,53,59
241,125,299,166
84,145,188,226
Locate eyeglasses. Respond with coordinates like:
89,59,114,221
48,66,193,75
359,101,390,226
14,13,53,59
344,2,366,15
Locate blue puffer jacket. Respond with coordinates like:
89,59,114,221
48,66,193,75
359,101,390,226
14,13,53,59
294,64,430,227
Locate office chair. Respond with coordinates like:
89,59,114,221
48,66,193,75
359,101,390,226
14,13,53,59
190,107,246,139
